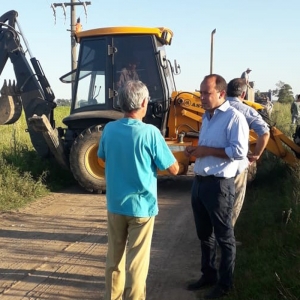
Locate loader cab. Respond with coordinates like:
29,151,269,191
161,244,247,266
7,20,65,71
61,27,175,136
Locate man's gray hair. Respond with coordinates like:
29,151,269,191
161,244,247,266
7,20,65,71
118,80,149,112
227,78,247,97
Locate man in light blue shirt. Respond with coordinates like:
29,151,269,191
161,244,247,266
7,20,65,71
227,78,270,226
98,80,179,300
185,74,249,299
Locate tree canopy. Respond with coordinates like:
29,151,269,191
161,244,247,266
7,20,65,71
272,81,294,103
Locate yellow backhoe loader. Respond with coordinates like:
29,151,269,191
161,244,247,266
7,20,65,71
1,10,300,193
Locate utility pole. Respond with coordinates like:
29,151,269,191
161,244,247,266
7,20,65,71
210,28,216,74
51,1,91,98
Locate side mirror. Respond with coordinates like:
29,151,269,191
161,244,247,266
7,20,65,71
157,50,168,69
174,60,181,75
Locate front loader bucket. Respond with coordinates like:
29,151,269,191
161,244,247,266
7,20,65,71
0,80,22,125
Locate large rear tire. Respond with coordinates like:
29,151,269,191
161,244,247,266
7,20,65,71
69,125,106,193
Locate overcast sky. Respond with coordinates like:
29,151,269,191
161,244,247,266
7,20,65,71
1,0,300,99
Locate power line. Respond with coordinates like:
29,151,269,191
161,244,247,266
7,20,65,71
51,1,91,24
50,1,91,97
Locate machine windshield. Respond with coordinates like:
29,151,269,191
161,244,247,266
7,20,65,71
112,35,165,109
73,38,107,109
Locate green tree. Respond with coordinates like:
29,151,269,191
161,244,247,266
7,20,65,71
272,81,294,103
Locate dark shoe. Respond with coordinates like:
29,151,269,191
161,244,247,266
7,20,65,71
186,276,217,291
204,285,231,299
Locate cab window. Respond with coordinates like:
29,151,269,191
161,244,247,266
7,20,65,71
74,38,106,109
112,35,164,109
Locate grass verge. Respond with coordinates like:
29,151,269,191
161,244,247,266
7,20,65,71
0,107,75,211
228,155,300,300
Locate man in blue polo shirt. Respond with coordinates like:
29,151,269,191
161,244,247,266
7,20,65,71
98,80,179,300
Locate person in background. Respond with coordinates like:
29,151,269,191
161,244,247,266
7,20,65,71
241,68,252,86
226,78,270,226
185,74,249,299
265,96,273,117
98,80,179,300
241,68,252,100
291,94,300,124
117,58,140,88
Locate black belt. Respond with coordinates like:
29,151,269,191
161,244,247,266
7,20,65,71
196,175,226,181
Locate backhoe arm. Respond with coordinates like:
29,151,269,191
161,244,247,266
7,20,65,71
0,10,57,158
0,10,17,73
172,92,300,166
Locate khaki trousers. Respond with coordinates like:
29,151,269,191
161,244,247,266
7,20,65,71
232,169,248,226
105,212,155,300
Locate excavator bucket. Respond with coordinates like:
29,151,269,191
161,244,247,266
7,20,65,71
0,80,22,125
28,114,69,170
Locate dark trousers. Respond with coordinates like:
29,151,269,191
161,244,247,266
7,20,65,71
191,176,236,289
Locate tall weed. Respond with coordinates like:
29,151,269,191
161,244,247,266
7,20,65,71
272,102,295,137
229,103,300,300
0,107,74,210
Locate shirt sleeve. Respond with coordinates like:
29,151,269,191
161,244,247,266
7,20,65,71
225,111,249,160
152,129,176,170
247,108,270,136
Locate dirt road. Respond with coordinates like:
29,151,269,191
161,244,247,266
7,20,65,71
0,176,207,300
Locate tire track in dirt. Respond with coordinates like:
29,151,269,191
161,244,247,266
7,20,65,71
147,177,204,300
0,176,205,300
0,187,106,299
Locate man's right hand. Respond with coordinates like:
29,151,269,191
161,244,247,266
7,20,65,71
184,146,196,157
